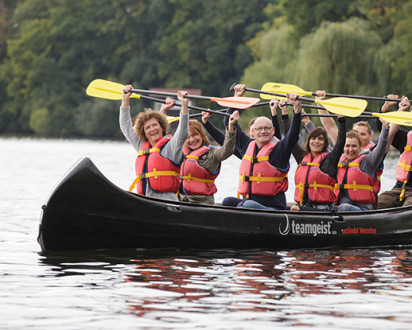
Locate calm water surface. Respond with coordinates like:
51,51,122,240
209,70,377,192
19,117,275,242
1,136,412,329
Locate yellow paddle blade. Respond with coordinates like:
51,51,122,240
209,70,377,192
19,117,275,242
259,83,287,100
372,111,412,126
259,83,286,100
167,116,180,123
315,97,367,117
262,82,313,97
86,79,141,100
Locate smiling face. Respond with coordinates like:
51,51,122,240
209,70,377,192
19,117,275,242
144,118,163,146
309,135,325,157
186,129,203,150
344,137,361,160
253,117,274,148
353,123,372,148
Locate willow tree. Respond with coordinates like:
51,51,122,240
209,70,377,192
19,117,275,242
391,0,412,95
294,18,393,97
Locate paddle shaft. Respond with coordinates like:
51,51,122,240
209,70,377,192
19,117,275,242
131,88,216,101
186,101,270,120
304,113,375,119
316,92,401,102
138,94,231,117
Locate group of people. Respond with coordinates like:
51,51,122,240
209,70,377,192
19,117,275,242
119,83,412,213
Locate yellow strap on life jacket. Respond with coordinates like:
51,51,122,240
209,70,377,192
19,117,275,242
399,180,408,201
243,154,269,163
239,172,288,184
129,177,141,192
338,161,361,168
128,168,180,192
302,162,321,167
181,173,215,183
338,181,374,192
398,160,412,172
296,181,335,206
397,159,412,201
137,147,160,156
404,145,412,151
185,155,199,160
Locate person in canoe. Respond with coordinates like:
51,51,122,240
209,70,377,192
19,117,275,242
377,96,412,209
222,87,302,210
335,117,390,212
178,111,239,205
120,85,188,201
315,97,388,198
290,91,346,211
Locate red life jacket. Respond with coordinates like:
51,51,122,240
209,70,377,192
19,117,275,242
130,135,181,195
395,131,412,201
364,141,375,150
180,145,219,196
294,152,337,206
335,154,377,204
238,140,288,198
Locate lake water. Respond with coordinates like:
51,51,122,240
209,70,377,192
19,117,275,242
1,136,412,329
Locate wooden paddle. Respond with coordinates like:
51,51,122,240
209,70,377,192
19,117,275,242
86,79,260,109
262,82,402,103
229,83,368,117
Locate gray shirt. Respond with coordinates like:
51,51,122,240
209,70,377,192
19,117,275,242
119,106,189,201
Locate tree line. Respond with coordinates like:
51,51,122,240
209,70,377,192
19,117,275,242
0,0,411,137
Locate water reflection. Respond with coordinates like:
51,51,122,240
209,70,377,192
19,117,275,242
39,248,412,320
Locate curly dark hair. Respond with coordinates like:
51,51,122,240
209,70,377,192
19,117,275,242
133,108,170,142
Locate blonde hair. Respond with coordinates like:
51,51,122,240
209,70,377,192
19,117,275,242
133,108,169,141
353,121,372,135
188,120,210,146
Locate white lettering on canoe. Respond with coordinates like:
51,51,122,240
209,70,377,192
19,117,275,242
279,215,332,236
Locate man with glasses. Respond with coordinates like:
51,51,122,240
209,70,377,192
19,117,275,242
222,85,302,210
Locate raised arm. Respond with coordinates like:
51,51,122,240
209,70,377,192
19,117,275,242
316,90,338,144
388,96,411,152
362,122,389,176
271,93,302,169
161,90,189,164
120,84,141,152
158,98,176,115
269,98,282,140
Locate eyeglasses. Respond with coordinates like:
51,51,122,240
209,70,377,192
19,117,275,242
254,126,273,132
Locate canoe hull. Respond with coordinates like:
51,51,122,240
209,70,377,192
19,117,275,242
38,157,412,252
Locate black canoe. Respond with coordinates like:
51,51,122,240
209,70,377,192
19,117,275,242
38,157,412,252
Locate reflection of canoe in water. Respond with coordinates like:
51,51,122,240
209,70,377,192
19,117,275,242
38,157,412,252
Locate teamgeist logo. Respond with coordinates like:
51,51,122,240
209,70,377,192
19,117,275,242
279,214,332,236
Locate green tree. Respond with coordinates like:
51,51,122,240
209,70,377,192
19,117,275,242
157,0,270,99
294,18,392,96
391,0,412,94
280,0,359,36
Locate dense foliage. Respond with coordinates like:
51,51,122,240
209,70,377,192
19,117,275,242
0,0,411,137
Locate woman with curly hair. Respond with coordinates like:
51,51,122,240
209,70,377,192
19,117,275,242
119,85,188,201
